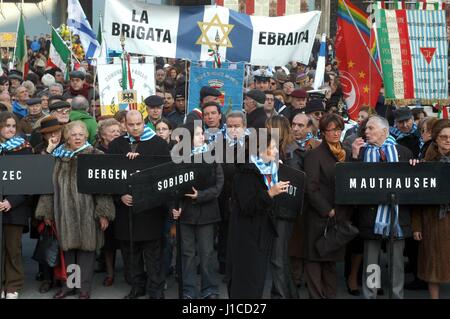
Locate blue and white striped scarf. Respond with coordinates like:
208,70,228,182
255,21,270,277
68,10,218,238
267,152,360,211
389,123,423,148
191,143,209,155
204,126,225,144
364,136,403,238
125,126,156,143
225,127,251,147
52,142,91,159
250,154,279,189
0,136,26,154
296,132,314,150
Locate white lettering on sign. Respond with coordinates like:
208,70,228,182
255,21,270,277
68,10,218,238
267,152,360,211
1,170,22,181
157,171,195,191
87,169,128,180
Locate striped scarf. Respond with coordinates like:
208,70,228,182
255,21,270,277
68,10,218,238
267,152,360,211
250,154,279,189
0,136,27,154
364,136,403,238
52,142,91,159
296,132,314,150
125,126,156,143
191,143,209,155
389,123,423,148
225,127,251,147
205,127,225,144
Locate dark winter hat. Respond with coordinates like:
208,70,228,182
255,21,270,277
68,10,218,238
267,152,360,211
39,116,63,134
69,70,85,80
200,86,221,101
144,95,164,108
305,99,325,114
26,98,42,106
49,101,71,112
246,89,266,104
393,107,413,122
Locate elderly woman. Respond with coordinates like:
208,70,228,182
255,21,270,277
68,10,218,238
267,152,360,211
418,117,438,160
303,113,350,299
34,116,64,155
412,119,450,299
35,121,115,299
95,118,121,286
0,112,33,299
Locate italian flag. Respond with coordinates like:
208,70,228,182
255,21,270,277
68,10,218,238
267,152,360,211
14,14,28,79
47,27,71,77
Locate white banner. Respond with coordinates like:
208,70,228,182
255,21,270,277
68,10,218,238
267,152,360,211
103,0,321,66
97,62,155,116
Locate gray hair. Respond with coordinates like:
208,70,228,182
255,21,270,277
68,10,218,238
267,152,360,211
368,115,389,131
49,83,64,94
71,95,90,111
226,111,247,127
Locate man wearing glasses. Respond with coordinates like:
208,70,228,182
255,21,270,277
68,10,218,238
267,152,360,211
305,99,326,140
49,101,72,125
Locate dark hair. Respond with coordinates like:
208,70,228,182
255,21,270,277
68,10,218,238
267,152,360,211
155,118,173,131
412,108,428,121
0,112,20,140
0,102,8,112
202,101,221,113
319,113,345,133
114,110,128,123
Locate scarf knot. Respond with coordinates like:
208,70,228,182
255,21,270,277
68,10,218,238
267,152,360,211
191,143,209,155
125,126,156,143
52,142,91,159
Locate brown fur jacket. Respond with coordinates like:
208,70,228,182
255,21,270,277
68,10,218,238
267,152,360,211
35,146,115,251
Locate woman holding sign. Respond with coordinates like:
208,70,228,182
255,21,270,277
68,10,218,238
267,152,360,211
35,121,115,299
412,119,450,299
228,133,289,299
0,112,33,299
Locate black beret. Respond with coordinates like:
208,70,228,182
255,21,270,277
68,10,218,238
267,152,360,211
69,70,85,80
305,99,325,114
393,107,413,122
246,89,266,104
8,73,22,81
26,98,42,106
49,101,71,112
144,95,164,108
200,86,221,101
175,88,186,99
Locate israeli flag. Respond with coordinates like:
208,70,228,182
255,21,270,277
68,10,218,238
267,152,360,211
313,33,327,90
67,0,101,62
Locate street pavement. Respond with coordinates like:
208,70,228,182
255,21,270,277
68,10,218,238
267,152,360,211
17,235,449,299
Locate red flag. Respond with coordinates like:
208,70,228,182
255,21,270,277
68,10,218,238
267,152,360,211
335,0,382,120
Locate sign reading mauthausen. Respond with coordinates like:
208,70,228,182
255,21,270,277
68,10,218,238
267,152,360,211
335,162,450,205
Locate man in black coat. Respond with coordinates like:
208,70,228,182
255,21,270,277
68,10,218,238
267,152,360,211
244,89,267,129
107,110,170,299
351,115,415,299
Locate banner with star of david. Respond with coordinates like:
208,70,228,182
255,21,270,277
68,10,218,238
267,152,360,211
103,0,321,66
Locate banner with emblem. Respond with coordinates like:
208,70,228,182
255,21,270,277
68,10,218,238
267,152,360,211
97,61,155,116
187,61,245,115
103,0,321,66
375,5,448,103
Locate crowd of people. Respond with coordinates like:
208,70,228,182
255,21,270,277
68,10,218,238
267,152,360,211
0,35,449,300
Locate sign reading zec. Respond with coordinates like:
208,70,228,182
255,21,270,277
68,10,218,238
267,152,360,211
0,33,17,48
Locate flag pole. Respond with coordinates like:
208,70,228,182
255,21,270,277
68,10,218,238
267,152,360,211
51,25,81,66
341,0,383,77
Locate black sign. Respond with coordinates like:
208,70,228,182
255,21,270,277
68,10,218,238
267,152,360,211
77,154,171,194
275,164,306,214
0,155,54,195
130,161,215,214
335,162,450,205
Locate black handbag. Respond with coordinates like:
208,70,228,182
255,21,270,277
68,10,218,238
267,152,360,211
315,217,359,258
32,224,60,267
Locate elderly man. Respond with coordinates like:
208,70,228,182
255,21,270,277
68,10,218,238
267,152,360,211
107,110,170,299
20,98,45,134
351,115,415,299
49,100,72,124
12,85,29,119
69,95,98,144
244,89,267,129
279,89,307,120
264,91,277,118
305,99,326,139
389,107,421,158
49,83,64,97
291,112,321,154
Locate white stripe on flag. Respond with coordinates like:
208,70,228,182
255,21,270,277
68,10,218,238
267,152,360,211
385,10,404,99
199,6,230,63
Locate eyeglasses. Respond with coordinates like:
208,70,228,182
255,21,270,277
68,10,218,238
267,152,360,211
438,135,450,141
156,127,169,132
313,111,324,117
53,108,71,115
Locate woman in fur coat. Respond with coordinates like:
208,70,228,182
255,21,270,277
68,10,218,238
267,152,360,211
36,121,115,299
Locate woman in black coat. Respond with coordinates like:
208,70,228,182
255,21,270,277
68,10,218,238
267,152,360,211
172,122,224,299
227,133,290,299
0,112,33,299
303,113,351,299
